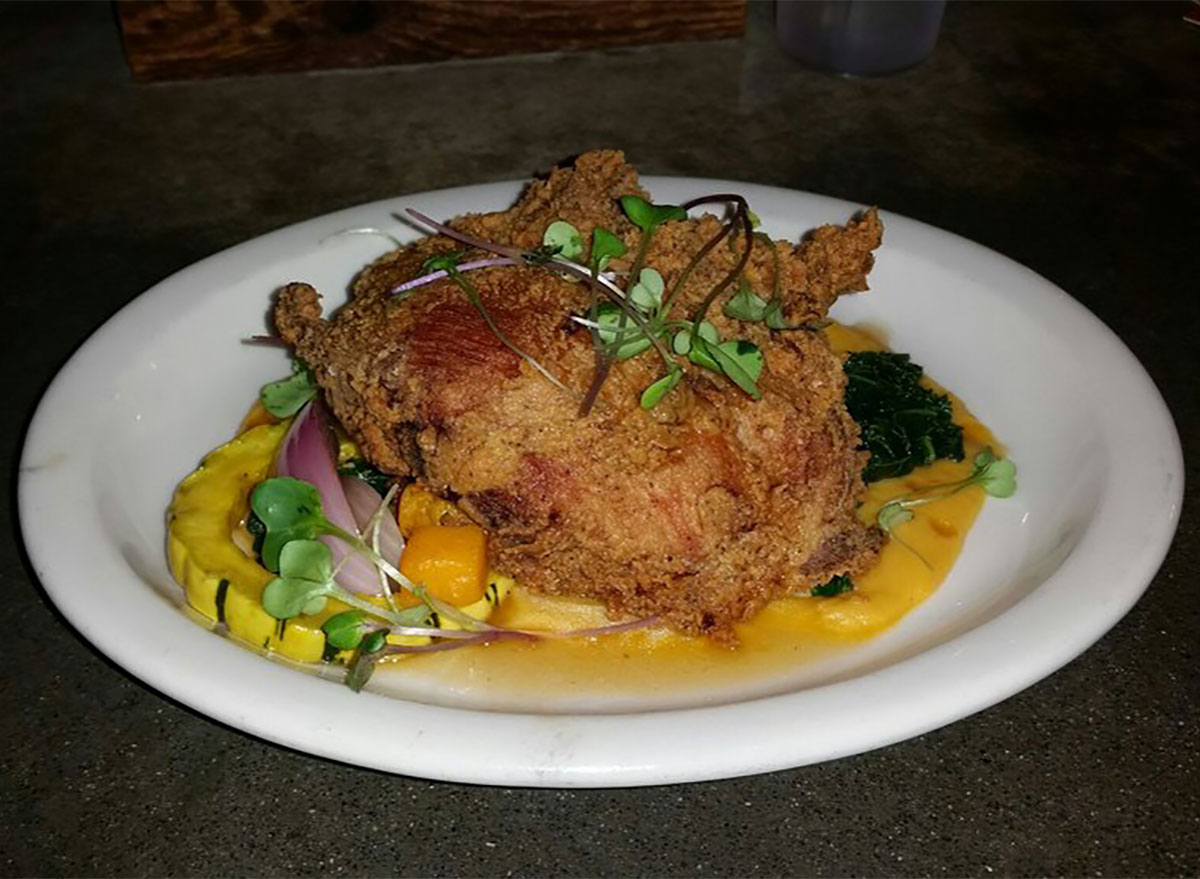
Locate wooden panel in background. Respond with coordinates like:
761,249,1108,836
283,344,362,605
116,0,748,82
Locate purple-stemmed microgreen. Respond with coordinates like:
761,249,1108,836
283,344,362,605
400,198,773,410
390,257,518,296
601,196,686,402
577,224,630,414
403,208,678,407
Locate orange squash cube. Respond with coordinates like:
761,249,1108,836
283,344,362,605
399,525,489,607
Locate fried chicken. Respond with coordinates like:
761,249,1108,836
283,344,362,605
274,150,885,640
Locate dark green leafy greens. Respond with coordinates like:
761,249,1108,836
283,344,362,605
843,351,964,483
810,575,853,597
338,458,393,496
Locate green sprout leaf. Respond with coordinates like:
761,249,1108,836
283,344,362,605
675,321,720,368
345,636,386,692
673,321,719,358
717,339,764,382
698,337,763,399
640,367,683,410
361,629,388,654
763,301,788,330
619,195,687,233
975,451,1017,498
250,477,330,572
261,539,335,619
874,446,1016,552
595,302,652,360
420,250,466,274
878,502,915,533
746,208,762,229
543,220,584,261
810,574,853,597
590,226,627,273
724,280,769,323
260,360,318,418
844,351,965,483
629,267,665,313
323,610,369,650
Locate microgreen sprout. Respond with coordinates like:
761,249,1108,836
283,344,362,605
875,448,1017,562
251,462,663,691
390,257,517,296
251,477,413,591
672,321,764,399
365,482,402,613
640,366,683,410
877,503,915,532
322,610,371,650
703,338,764,400
724,280,818,331
619,195,686,236
724,279,769,323
542,221,584,261
590,226,626,274
401,197,767,412
261,539,337,618
259,539,423,627
403,209,675,407
345,632,387,692
628,267,664,313
260,359,318,418
593,303,654,359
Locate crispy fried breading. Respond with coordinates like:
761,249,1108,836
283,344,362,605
274,150,884,639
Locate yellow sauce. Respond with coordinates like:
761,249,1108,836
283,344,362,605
377,324,1000,703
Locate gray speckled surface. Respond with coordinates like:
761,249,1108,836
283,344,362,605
2,2,1197,876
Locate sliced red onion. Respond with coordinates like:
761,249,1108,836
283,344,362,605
276,401,378,594
390,258,518,295
341,474,404,569
244,334,289,347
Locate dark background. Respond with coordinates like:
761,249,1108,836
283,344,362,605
2,2,1197,876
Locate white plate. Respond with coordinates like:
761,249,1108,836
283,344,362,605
18,178,1182,787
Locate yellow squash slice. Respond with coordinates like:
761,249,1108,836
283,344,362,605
168,421,510,664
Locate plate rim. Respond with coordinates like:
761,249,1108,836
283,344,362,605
17,176,1184,787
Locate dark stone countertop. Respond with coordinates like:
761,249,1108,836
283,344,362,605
1,2,1196,876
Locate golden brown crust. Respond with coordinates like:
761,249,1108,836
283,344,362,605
274,150,885,640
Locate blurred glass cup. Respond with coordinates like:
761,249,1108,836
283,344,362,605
776,0,947,76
